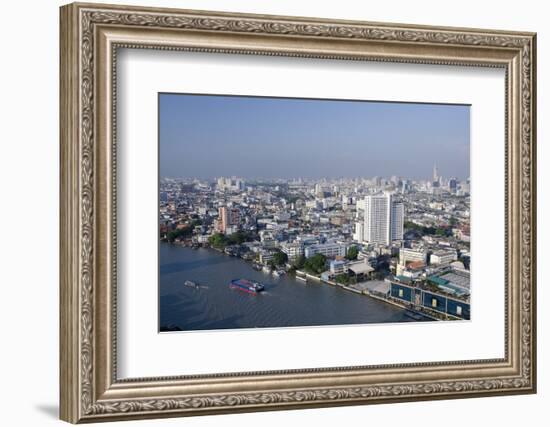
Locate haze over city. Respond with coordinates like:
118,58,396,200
159,93,470,181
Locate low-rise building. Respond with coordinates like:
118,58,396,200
399,247,428,266
329,259,348,275
347,260,374,281
281,242,304,261
396,260,425,278
389,279,470,320
430,249,458,265
304,242,347,259
196,235,210,244
259,250,276,264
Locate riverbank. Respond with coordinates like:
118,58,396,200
159,243,419,331
294,270,435,321
164,241,435,323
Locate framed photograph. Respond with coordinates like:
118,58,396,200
60,2,537,423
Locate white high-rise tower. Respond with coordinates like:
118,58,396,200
356,193,404,245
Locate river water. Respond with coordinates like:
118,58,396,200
160,243,413,331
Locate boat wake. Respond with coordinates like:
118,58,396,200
184,280,209,290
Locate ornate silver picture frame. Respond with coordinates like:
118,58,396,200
60,2,536,423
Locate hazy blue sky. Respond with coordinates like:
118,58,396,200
159,93,470,180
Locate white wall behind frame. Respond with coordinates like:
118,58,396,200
117,48,505,378
0,1,546,427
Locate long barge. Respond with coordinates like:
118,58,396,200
229,278,265,294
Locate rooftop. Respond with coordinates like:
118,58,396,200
348,261,374,275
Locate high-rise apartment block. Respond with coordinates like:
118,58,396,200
217,206,240,234
217,176,245,192
354,193,404,245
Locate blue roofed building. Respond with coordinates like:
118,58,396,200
389,267,470,320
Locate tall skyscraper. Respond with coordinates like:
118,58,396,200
449,178,458,193
356,193,404,245
217,206,240,234
389,200,404,241
433,163,439,183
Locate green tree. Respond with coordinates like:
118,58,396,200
166,227,192,243
227,231,246,245
293,255,306,269
405,220,438,236
285,195,299,205
208,233,228,249
346,246,359,260
165,219,204,243
304,253,327,275
334,273,350,285
272,250,288,266
435,227,451,237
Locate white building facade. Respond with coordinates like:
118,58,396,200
430,249,458,265
355,193,404,245
281,242,304,261
217,176,245,192
304,242,347,259
399,247,428,266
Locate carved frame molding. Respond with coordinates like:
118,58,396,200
60,2,536,423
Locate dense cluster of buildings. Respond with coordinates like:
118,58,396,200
160,165,471,320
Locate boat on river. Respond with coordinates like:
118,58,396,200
229,279,265,294
184,280,208,289
184,280,198,288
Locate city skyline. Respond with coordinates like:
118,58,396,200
159,92,472,332
160,93,470,181
160,170,462,182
